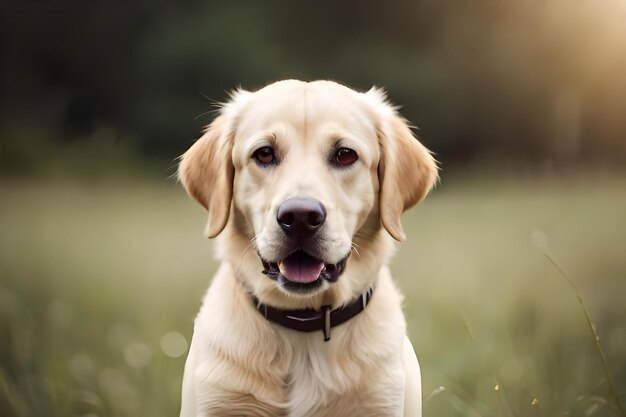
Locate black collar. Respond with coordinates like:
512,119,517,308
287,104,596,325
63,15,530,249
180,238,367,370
252,287,374,342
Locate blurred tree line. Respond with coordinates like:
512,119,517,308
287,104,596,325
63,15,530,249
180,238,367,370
1,0,625,173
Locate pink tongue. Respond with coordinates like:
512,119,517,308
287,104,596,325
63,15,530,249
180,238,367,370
280,252,325,283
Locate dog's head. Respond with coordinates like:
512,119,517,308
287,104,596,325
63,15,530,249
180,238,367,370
179,80,437,306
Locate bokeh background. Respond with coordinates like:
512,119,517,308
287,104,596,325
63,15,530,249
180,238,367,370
1,1,625,416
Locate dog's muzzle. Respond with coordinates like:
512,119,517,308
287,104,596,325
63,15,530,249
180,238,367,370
259,197,349,293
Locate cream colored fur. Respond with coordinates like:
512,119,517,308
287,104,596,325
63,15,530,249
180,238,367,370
178,80,437,417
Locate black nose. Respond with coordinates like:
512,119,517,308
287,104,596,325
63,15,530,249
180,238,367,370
277,197,327,242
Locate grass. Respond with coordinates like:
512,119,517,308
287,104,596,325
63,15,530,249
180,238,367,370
0,170,625,417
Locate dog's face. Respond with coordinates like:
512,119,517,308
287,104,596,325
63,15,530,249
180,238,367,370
179,80,437,302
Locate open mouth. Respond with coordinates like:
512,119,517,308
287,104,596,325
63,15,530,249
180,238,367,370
260,250,349,293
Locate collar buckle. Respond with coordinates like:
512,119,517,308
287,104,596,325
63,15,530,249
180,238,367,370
322,305,331,341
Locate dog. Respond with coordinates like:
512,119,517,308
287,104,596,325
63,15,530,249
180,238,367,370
178,80,438,417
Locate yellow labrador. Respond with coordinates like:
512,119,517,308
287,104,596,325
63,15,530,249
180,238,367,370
178,80,437,417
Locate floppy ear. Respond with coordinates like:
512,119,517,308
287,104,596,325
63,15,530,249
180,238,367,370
178,115,234,238
377,107,439,242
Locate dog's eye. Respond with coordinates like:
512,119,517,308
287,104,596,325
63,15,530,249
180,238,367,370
333,148,358,166
252,146,277,166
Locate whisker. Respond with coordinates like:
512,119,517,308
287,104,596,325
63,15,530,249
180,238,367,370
241,236,258,257
350,243,361,258
233,237,259,280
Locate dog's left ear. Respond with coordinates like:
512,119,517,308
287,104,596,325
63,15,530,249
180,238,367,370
178,115,234,238
368,88,439,241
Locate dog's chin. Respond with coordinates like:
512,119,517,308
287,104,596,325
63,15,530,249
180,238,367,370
260,250,349,295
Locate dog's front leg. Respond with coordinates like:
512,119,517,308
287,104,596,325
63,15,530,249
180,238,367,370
402,336,422,417
179,335,198,417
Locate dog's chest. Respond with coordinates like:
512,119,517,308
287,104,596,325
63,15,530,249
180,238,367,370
285,341,404,417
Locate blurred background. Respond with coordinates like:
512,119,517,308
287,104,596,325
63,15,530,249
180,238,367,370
1,1,625,416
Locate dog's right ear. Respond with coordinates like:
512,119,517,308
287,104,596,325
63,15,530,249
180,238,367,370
178,115,234,238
